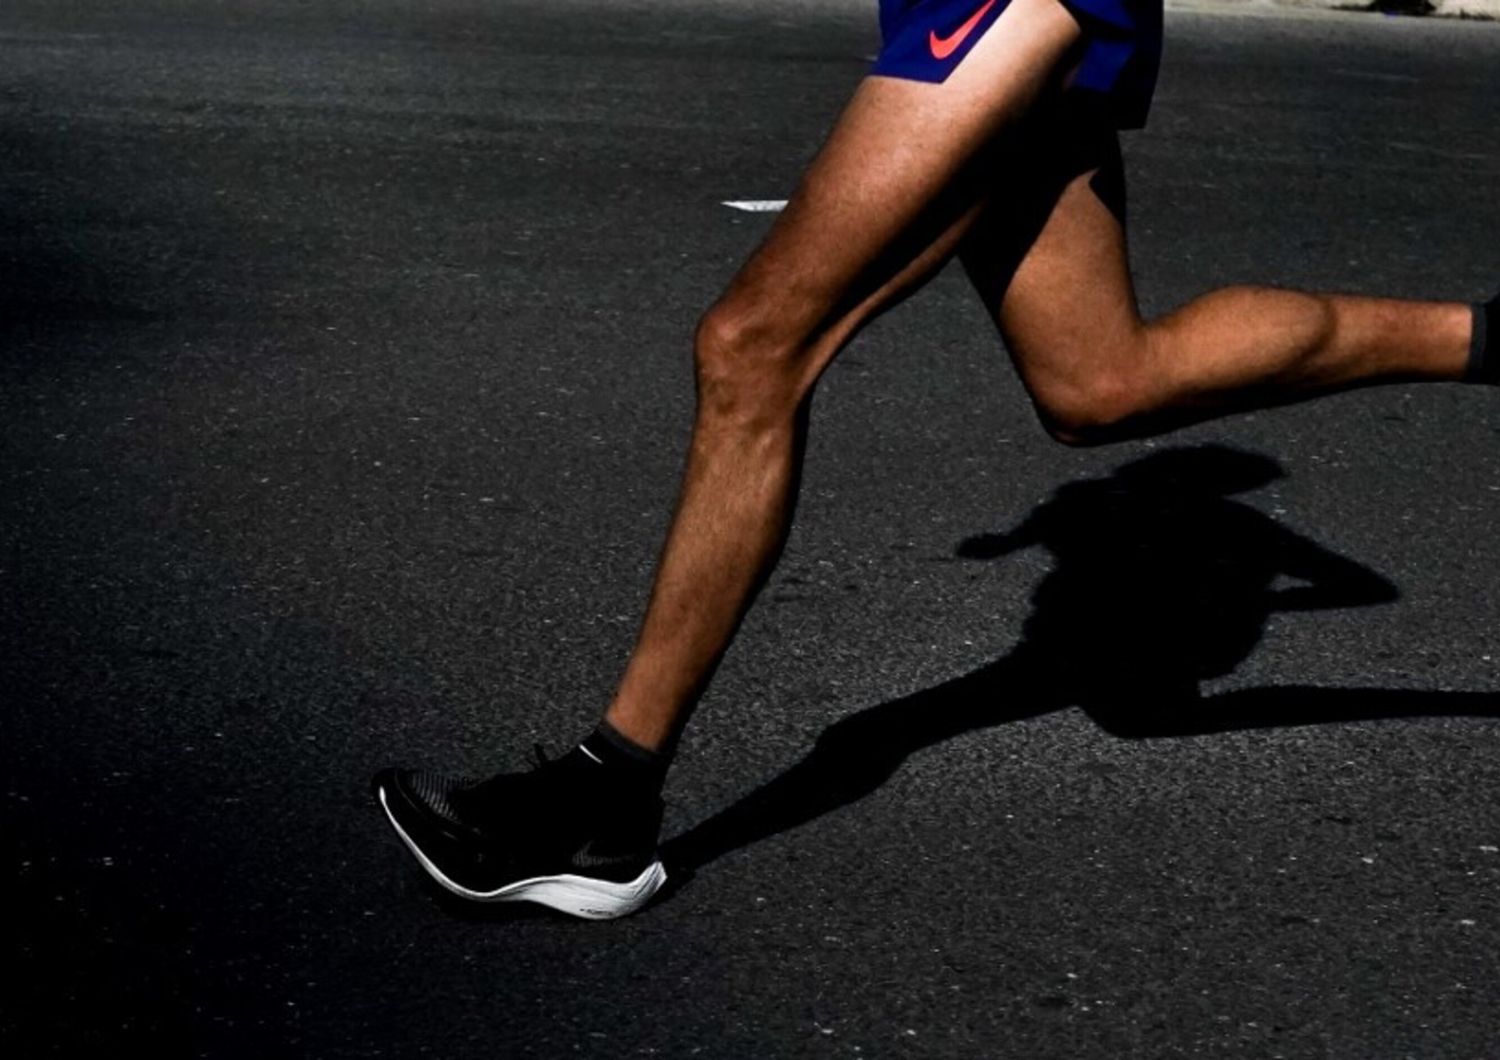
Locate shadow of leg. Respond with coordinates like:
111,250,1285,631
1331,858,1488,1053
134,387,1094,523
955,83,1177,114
664,672,1500,889
662,654,1059,875
1156,685,1500,737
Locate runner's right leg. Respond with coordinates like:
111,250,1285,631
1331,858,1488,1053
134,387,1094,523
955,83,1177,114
602,0,1085,752
376,0,1091,918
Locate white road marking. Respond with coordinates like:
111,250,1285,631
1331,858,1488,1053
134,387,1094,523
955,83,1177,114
722,200,788,213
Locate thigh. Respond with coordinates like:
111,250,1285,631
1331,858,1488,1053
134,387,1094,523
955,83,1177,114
716,0,1083,387
958,107,1144,400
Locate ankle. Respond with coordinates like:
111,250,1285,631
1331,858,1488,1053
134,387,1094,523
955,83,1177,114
569,719,671,794
1466,294,1497,384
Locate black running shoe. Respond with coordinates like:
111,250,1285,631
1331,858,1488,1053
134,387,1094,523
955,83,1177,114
372,749,666,919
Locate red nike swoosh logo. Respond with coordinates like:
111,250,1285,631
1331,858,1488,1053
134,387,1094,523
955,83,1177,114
929,0,999,61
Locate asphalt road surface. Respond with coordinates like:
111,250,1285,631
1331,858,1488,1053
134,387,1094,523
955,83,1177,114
4,1,1500,1056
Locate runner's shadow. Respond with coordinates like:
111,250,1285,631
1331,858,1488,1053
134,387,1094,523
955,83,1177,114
660,444,1499,882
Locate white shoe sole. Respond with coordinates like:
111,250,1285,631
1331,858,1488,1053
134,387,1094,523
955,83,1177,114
377,785,667,920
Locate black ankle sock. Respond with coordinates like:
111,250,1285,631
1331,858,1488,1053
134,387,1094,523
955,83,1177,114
569,719,669,793
1467,293,1498,384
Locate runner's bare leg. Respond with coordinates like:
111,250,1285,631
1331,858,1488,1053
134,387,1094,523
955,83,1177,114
962,117,1474,444
604,0,1476,752
602,0,1083,750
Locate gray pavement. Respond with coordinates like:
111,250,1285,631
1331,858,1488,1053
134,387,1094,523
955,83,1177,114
3,2,1500,1057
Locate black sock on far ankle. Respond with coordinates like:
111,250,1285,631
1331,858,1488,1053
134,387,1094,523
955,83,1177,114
570,719,669,794
1467,294,1498,384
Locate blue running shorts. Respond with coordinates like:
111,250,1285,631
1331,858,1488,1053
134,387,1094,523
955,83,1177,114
872,0,1164,129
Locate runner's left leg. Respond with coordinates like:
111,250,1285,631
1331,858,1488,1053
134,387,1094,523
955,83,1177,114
962,109,1475,445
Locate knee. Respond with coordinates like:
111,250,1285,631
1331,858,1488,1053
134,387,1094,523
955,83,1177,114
1029,363,1152,447
693,296,806,424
